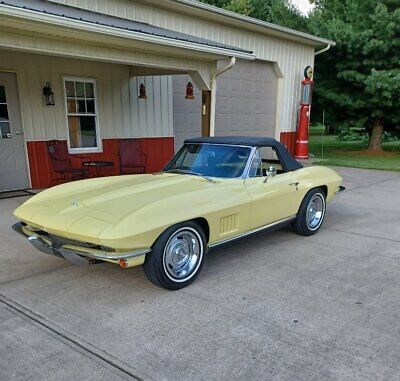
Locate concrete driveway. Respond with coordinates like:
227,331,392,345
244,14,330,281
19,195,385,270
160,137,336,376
1,167,400,381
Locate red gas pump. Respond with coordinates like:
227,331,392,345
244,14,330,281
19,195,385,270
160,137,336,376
295,66,314,159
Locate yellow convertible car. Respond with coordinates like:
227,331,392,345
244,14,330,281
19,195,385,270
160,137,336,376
13,136,344,290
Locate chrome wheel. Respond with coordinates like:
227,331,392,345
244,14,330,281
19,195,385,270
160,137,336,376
163,227,203,282
306,193,325,230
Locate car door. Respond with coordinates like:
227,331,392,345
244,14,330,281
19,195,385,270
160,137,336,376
205,177,253,244
245,147,301,230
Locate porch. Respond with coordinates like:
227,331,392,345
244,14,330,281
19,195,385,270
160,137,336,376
0,0,253,190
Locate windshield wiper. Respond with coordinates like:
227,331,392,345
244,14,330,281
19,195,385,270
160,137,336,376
164,169,216,183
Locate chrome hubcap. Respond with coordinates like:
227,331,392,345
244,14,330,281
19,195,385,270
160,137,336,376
163,228,202,281
306,194,325,230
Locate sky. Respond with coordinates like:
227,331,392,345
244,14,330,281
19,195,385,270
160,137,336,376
288,0,315,15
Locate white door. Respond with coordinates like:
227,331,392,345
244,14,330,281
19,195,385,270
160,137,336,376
0,72,29,191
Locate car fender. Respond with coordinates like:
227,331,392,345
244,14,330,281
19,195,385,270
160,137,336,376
98,179,252,249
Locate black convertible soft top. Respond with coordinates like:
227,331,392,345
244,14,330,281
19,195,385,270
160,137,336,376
184,136,303,172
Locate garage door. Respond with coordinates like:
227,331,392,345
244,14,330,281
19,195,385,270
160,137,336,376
215,59,277,137
172,60,277,151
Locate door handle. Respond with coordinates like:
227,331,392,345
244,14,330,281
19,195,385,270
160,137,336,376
15,131,22,135
289,182,299,186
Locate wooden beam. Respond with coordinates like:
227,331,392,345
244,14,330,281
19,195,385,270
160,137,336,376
201,90,211,137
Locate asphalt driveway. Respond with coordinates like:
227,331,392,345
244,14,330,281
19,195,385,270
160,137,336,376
1,167,400,381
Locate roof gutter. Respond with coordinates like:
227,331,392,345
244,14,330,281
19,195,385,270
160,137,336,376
0,3,255,60
314,44,331,56
209,57,236,136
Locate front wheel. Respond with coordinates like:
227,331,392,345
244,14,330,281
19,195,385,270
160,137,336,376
143,222,206,290
292,188,326,236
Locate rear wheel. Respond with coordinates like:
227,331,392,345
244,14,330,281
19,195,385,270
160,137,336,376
293,188,326,236
143,222,206,290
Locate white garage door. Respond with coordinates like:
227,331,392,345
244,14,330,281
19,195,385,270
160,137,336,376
215,59,277,137
172,60,277,151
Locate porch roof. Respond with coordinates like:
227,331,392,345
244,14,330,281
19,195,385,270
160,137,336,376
0,0,254,59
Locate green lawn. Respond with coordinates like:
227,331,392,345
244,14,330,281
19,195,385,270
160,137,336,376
309,126,400,171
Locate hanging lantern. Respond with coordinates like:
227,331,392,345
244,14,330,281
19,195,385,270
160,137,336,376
138,81,147,100
185,81,195,100
42,82,55,106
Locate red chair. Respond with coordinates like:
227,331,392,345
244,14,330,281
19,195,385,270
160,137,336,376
46,140,89,185
119,139,147,174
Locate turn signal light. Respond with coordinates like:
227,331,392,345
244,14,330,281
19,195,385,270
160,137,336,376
119,259,128,268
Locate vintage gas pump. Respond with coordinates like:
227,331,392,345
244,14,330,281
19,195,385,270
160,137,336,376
295,66,314,159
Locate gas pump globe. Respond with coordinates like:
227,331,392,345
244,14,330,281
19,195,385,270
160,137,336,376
295,66,314,159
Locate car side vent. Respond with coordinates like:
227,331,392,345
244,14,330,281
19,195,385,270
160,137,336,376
220,214,238,235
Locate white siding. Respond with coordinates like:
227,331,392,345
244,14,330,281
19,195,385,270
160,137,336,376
49,0,316,134
172,75,201,151
0,50,173,142
130,75,173,138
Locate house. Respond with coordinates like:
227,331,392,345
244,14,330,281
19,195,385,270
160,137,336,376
0,0,333,191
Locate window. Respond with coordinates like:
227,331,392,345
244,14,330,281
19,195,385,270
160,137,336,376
64,78,100,152
249,147,285,177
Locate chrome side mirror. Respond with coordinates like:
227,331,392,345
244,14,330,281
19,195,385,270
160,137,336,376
266,166,277,177
263,166,277,183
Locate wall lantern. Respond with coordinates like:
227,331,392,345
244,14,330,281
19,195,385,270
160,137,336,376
185,81,195,100
42,82,55,106
138,79,147,100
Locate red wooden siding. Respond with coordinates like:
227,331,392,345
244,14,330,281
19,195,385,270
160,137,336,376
280,132,296,155
27,137,174,189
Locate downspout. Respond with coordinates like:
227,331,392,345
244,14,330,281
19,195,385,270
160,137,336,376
209,56,236,136
314,44,331,56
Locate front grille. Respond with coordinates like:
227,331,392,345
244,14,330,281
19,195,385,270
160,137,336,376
23,223,114,252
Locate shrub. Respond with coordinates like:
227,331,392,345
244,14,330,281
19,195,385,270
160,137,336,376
382,131,399,143
337,121,368,142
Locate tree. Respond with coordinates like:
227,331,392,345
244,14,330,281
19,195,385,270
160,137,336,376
250,0,308,32
200,0,308,32
309,1,400,151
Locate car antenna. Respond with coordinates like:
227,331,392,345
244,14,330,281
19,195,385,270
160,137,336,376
321,109,325,164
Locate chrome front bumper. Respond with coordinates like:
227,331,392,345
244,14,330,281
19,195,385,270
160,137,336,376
12,222,150,266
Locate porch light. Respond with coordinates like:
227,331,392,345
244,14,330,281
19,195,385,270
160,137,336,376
185,81,195,100
138,82,147,100
42,82,55,106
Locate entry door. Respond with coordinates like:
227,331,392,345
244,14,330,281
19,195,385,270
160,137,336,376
0,73,29,191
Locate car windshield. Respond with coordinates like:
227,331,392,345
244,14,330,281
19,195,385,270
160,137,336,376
164,143,251,178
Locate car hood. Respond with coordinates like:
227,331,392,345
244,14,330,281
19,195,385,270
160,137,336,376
14,174,213,239
71,174,212,214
